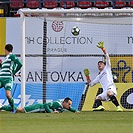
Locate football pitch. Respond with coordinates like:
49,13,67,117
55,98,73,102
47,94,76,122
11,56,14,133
0,111,133,133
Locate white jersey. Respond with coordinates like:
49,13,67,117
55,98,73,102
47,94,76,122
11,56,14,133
89,53,116,92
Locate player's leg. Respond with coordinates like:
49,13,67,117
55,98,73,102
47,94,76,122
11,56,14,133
107,90,123,112
23,103,45,113
4,78,15,112
107,90,119,106
10,104,45,113
0,105,17,111
93,94,105,111
6,90,14,108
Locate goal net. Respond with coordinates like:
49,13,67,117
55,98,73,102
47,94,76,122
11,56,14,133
18,9,133,111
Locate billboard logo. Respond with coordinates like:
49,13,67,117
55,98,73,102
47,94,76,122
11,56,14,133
52,20,64,32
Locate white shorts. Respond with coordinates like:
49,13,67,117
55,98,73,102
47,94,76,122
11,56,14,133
97,87,117,101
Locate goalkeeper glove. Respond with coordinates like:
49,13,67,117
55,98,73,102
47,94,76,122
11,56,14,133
84,68,91,82
84,68,90,76
97,41,104,49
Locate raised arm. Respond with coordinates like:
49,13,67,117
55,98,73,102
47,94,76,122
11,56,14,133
96,41,107,54
97,41,111,67
84,68,99,86
89,75,99,86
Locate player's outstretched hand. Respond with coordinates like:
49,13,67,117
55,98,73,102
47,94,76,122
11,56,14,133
53,110,59,113
84,68,90,76
84,68,91,82
97,41,104,49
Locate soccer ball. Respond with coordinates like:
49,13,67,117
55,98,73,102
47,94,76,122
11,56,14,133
112,73,118,83
71,26,80,36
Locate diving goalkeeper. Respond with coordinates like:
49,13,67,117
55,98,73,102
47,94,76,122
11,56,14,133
86,41,123,111
0,97,78,113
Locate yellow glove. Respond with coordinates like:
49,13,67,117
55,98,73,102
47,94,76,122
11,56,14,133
84,68,90,77
97,41,104,49
84,68,91,81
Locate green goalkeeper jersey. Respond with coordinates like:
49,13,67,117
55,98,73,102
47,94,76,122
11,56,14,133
0,53,22,78
44,100,77,113
23,100,77,113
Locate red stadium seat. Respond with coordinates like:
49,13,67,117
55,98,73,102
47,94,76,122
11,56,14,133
77,1,92,9
115,1,126,9
94,1,109,9
44,1,57,9
26,0,40,8
60,1,75,9
10,0,24,9
128,1,133,8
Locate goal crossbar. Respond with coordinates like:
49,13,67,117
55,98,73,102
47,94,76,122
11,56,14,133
19,8,133,14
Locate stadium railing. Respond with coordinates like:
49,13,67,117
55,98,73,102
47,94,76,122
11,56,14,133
0,0,132,17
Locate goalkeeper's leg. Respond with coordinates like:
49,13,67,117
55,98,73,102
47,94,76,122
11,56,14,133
107,90,123,112
108,95,123,112
20,103,45,113
0,105,17,111
93,95,105,111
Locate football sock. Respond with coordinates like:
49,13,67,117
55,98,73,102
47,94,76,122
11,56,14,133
109,95,119,107
8,97,14,110
95,99,102,107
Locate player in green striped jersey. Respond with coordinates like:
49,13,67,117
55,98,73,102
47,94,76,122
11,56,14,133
0,97,78,113
0,44,22,113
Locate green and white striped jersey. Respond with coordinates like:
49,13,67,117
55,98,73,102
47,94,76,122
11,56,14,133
0,53,22,78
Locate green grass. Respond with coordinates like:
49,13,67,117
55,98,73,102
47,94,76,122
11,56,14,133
0,111,133,133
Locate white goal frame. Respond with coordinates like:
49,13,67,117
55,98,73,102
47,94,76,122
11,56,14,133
19,8,133,108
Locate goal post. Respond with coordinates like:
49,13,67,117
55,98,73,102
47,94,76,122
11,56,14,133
20,11,26,108
19,8,133,111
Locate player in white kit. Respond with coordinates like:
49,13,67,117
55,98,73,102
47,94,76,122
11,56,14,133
88,41,123,111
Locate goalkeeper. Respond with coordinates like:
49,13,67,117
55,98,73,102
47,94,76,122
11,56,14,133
86,41,123,111
0,97,78,113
